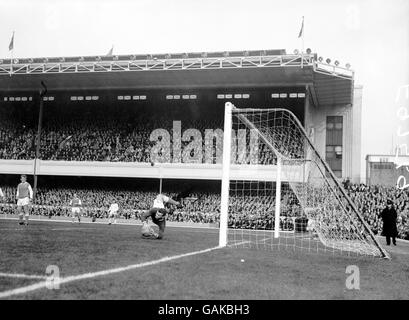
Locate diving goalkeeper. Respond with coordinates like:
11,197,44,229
140,194,181,240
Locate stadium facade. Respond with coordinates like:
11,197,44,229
366,154,409,186
0,49,362,183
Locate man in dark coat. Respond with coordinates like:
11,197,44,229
380,199,398,246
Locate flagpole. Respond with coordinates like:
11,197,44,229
9,31,14,77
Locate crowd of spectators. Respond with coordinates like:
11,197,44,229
3,181,407,239
0,104,307,164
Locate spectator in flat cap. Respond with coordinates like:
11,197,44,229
380,199,398,246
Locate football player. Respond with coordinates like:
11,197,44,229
140,194,180,240
69,193,82,223
108,201,119,225
16,175,33,226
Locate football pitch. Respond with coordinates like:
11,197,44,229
0,218,409,300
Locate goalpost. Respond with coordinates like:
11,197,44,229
219,102,390,259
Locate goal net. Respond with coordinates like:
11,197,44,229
219,102,389,259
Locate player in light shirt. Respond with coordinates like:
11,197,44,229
140,194,180,239
16,175,33,226
108,202,119,225
70,193,82,223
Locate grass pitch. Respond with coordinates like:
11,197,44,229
0,218,408,300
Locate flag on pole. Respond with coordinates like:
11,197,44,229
106,45,114,56
298,17,304,38
9,31,15,51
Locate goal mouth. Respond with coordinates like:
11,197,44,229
219,103,390,259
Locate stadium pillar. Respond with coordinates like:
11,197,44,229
219,102,233,247
33,82,47,203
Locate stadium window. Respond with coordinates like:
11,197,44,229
182,95,190,100
242,94,250,99
279,93,287,98
217,94,225,99
189,95,197,99
271,93,279,98
92,96,99,100
234,94,242,99
289,93,297,98
77,96,84,101
225,94,232,99
327,122,334,130
3,97,7,101
335,123,343,130
70,96,77,101
21,97,27,101
297,93,306,98
133,95,140,100
85,96,92,101
15,97,21,101
166,95,173,100
29,97,32,101
49,96,54,101
174,95,180,100
117,96,124,100
9,97,14,101
124,95,131,100
43,97,48,101
140,95,146,100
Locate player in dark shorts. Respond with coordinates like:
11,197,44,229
140,194,180,239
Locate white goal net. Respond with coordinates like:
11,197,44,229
219,102,389,259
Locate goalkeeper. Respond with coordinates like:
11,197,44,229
140,194,181,240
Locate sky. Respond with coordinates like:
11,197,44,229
0,0,408,166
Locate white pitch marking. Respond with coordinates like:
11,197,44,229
227,241,250,247
0,245,221,299
50,228,95,231
0,272,47,280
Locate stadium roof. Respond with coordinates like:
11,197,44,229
0,49,354,107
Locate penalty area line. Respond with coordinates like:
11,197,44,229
0,272,47,280
0,245,221,299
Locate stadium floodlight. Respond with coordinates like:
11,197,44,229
293,49,299,55
219,102,390,259
306,48,312,54
326,58,331,64
318,56,323,62
346,63,351,69
334,60,340,66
